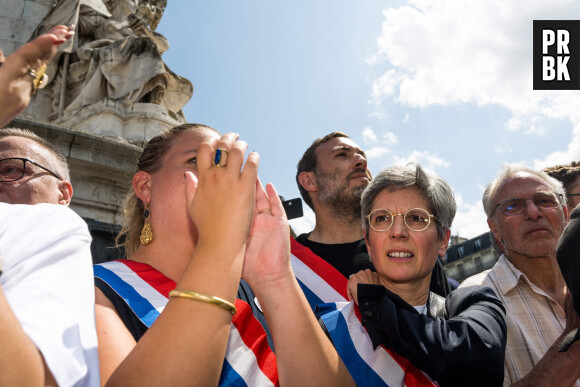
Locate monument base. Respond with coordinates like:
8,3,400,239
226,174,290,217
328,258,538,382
52,100,186,144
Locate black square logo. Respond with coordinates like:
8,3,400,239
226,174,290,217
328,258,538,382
533,20,580,90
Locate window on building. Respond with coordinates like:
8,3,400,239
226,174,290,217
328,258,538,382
457,263,466,279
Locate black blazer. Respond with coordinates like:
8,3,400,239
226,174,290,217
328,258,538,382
357,284,507,387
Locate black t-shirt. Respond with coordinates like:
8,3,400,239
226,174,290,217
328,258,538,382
295,233,452,297
295,233,374,278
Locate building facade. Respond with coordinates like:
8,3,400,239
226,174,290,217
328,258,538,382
443,232,499,282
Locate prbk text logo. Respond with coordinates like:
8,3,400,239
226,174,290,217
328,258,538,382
533,20,580,90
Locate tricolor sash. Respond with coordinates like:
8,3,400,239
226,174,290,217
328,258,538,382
94,260,278,386
290,238,348,310
291,238,437,387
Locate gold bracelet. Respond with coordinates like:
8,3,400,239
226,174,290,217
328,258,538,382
169,289,237,315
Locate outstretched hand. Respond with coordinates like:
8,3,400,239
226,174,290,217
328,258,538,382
242,180,292,290
185,133,259,253
347,269,380,304
0,25,74,127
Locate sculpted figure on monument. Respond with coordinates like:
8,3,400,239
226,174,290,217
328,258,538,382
32,0,192,121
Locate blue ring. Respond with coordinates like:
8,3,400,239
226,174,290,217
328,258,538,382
214,148,222,166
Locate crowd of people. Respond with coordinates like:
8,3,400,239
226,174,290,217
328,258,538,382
1,25,579,387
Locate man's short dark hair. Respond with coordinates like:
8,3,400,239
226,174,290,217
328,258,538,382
296,132,349,209
544,162,580,193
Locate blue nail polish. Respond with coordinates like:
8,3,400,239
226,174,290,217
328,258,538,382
214,148,222,165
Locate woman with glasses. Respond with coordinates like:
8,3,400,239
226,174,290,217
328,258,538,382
321,163,507,387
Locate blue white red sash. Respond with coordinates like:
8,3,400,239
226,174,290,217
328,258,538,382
290,238,436,387
94,260,278,386
319,302,437,387
290,238,349,310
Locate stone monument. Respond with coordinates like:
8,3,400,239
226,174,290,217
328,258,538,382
23,0,192,143
0,0,193,262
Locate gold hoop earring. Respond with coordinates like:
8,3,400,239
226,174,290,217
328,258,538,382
140,204,153,245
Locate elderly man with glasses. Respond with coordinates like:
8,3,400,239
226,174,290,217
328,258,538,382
0,129,72,205
462,164,580,387
0,127,99,386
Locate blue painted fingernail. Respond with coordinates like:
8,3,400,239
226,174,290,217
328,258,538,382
214,148,222,166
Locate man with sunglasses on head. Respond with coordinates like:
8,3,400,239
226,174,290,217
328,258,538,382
0,128,99,386
462,164,580,387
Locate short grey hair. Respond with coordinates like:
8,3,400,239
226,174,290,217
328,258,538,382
482,164,567,218
361,163,456,240
0,128,70,181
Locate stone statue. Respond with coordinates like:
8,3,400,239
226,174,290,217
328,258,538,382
31,0,192,123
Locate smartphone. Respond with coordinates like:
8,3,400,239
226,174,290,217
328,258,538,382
281,198,303,219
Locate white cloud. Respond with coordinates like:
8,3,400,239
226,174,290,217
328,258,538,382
366,146,390,160
360,128,397,160
533,122,580,169
371,0,580,141
362,126,378,143
493,144,513,154
370,69,401,105
392,149,450,171
382,131,398,145
451,194,489,239
368,111,387,120
403,113,410,124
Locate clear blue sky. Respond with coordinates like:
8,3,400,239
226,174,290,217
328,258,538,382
158,1,580,239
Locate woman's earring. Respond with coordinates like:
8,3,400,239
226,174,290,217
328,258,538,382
369,255,372,262
140,204,153,246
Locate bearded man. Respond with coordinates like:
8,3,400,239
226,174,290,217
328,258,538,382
295,132,374,277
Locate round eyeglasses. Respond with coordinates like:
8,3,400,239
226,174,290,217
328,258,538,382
0,157,62,182
365,208,437,232
494,193,563,216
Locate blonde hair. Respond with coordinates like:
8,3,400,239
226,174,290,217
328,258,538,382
116,123,220,257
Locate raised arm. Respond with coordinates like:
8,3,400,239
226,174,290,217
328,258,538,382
351,282,506,386
101,134,259,386
0,25,74,127
242,181,355,386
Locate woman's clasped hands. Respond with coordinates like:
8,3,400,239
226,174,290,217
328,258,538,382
243,179,292,289
184,133,259,258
